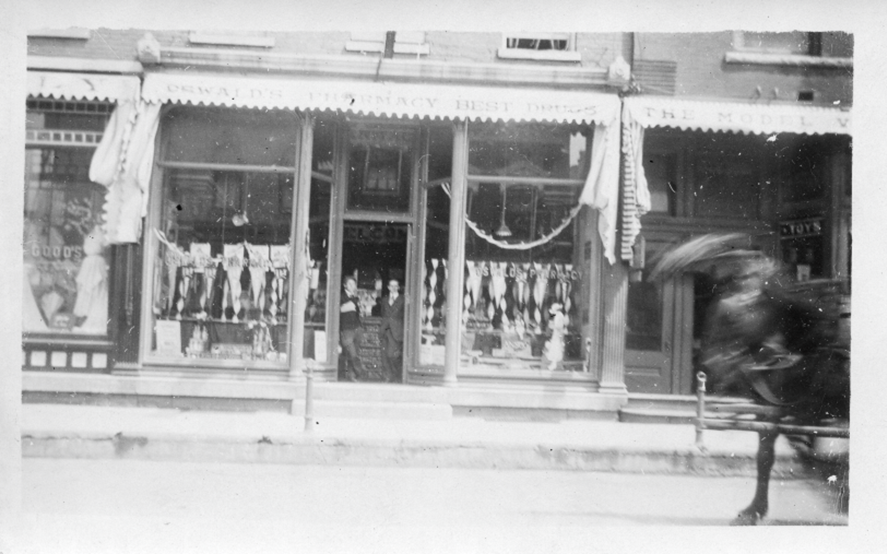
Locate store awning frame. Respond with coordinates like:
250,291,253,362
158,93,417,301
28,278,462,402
623,95,852,136
27,71,141,104
141,72,621,126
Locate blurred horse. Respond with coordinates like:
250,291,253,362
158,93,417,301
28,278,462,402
650,233,850,525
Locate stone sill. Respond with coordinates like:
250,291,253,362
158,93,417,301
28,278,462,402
725,51,853,69
497,48,582,63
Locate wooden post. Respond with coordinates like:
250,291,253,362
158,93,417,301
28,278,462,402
695,371,707,450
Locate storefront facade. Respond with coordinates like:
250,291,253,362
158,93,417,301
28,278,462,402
24,30,638,412
133,67,623,388
23,68,141,373
621,31,853,395
22,30,852,413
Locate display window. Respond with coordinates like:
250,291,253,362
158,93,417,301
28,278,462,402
148,107,300,365
23,101,113,336
458,122,590,371
304,118,336,363
418,126,453,368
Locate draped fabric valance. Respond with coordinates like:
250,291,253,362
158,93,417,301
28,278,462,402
27,71,141,104
622,96,852,136
142,72,621,126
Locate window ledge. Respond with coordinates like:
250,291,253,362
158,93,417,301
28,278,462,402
189,32,275,49
345,40,430,55
28,28,91,40
725,51,852,69
497,48,581,63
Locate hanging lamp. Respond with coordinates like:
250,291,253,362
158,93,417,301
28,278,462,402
495,183,512,237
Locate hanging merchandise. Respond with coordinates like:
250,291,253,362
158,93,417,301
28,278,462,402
209,260,227,320
224,244,245,322
246,243,269,318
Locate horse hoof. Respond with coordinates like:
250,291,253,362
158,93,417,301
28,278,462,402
730,511,761,526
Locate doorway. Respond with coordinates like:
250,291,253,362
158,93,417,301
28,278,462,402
624,237,695,395
338,221,409,383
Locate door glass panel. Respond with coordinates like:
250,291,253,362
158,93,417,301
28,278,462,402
346,124,415,212
626,243,665,351
626,276,663,351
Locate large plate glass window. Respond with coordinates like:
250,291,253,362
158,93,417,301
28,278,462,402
304,118,336,363
23,100,112,336
461,122,590,372
148,107,298,367
418,126,453,369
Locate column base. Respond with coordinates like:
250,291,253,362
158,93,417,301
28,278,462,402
597,381,629,397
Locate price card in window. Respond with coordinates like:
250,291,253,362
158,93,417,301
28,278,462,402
224,244,244,269
189,243,212,272
155,320,182,356
270,245,290,269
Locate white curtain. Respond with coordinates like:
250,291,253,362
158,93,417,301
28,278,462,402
579,121,621,265
89,100,162,244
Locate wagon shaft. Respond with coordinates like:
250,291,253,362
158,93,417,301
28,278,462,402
699,418,850,438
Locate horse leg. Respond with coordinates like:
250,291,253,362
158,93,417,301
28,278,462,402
733,430,779,525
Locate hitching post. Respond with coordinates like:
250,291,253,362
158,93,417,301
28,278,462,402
303,362,315,432
695,372,707,450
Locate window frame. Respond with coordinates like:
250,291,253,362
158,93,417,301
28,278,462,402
23,99,113,340
497,33,581,62
142,105,303,369
726,31,852,68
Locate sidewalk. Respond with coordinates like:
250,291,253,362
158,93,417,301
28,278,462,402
20,403,814,478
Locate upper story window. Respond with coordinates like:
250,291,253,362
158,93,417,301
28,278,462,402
345,32,429,55
727,31,852,68
734,31,818,55
498,33,581,62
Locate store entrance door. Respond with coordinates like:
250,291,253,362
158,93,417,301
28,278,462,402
339,221,410,383
624,237,694,395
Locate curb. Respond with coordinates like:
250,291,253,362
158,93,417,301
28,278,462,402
21,431,809,478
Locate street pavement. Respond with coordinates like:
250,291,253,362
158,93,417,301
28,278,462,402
17,402,832,477
16,458,849,554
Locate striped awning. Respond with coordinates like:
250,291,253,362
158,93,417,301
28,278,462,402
141,72,621,126
27,71,141,104
623,96,851,136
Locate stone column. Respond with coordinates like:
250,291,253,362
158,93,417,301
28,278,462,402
598,259,629,396
443,120,468,385
289,114,314,380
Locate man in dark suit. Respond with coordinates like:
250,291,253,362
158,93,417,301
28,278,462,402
379,279,405,383
339,276,366,381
